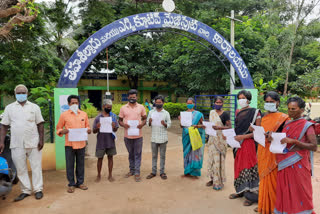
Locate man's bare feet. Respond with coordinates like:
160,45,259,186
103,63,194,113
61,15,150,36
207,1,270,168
108,176,115,182
95,176,101,182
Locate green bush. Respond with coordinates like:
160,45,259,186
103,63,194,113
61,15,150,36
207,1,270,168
111,104,123,116
83,106,99,118
29,86,54,123
255,78,297,114
163,102,187,118
81,99,99,118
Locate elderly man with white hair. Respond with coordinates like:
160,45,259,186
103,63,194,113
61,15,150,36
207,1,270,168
0,84,44,201
92,99,119,182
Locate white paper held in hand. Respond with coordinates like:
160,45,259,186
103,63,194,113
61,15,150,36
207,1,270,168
68,128,88,141
222,129,241,148
151,112,163,127
100,117,112,133
202,121,216,136
270,133,287,154
127,120,139,136
251,123,266,147
180,112,192,127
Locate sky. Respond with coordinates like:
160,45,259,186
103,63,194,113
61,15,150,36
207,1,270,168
36,0,319,22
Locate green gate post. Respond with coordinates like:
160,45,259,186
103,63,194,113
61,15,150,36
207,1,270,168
54,88,78,170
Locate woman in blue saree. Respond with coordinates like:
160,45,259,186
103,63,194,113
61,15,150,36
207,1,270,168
180,98,206,177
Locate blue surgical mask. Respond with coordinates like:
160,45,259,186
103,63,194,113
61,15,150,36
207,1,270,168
187,104,195,109
16,94,27,103
214,104,223,110
264,103,277,112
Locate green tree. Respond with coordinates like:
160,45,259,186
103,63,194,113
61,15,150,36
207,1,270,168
0,2,64,95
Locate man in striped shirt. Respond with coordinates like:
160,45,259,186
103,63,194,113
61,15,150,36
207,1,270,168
146,95,171,180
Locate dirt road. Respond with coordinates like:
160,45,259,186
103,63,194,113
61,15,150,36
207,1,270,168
1,120,319,214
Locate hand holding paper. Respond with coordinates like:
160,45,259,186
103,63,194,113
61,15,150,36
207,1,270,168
222,129,241,148
202,121,217,136
180,112,192,127
68,128,88,141
251,124,266,147
100,117,112,133
269,133,287,154
128,120,139,136
151,112,163,127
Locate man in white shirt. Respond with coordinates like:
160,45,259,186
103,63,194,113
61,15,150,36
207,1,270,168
0,84,44,202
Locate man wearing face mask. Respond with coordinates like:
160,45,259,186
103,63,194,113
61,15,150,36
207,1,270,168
146,95,171,180
0,84,44,201
92,99,118,182
119,89,147,182
56,95,91,193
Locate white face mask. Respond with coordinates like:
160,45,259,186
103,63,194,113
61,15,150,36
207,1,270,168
264,102,277,112
69,104,78,115
238,99,249,108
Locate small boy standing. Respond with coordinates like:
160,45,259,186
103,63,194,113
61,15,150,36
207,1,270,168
146,95,171,180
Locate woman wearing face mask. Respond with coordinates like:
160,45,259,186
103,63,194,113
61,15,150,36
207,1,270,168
269,97,317,214
255,92,289,214
179,98,205,178
229,90,261,206
206,96,232,190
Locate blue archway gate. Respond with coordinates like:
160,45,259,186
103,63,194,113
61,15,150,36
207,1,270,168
54,12,255,170
57,12,254,88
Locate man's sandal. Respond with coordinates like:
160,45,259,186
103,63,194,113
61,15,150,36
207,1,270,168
124,172,134,178
254,207,258,212
146,173,156,179
243,199,254,206
160,173,167,180
229,193,242,199
135,175,141,182
77,184,88,190
67,186,75,193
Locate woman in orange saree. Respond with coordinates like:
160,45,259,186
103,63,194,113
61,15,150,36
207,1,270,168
256,92,289,214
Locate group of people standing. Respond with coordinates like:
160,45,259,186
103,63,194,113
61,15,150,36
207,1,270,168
180,90,317,214
0,85,317,214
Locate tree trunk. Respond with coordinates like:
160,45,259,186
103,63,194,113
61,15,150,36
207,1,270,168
283,0,320,95
283,0,304,96
283,38,296,96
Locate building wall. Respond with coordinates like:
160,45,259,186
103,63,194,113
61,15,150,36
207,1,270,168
77,78,174,105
